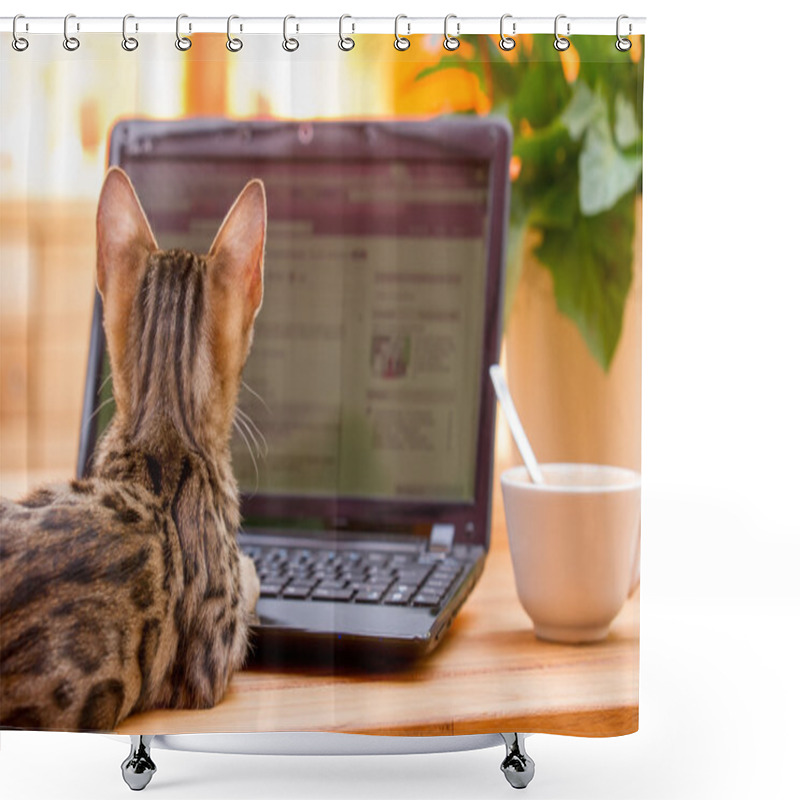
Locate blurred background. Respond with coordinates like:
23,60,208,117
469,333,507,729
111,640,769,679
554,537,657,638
0,32,643,502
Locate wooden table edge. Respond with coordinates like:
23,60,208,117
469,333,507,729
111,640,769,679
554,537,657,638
115,705,639,739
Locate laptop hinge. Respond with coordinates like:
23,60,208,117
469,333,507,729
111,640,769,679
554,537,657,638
428,524,455,554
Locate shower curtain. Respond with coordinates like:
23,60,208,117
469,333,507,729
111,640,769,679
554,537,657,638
0,24,644,741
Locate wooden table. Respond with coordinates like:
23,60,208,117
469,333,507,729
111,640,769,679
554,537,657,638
117,515,639,739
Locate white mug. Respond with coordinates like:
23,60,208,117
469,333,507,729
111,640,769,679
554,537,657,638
500,463,641,644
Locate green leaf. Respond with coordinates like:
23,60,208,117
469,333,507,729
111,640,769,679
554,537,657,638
535,192,636,370
469,35,521,100
414,36,644,370
510,61,571,128
614,92,641,148
578,113,642,216
525,182,579,230
568,36,620,89
561,81,605,140
560,81,641,216
512,123,579,229
514,120,573,164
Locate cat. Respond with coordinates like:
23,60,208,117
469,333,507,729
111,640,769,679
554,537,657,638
0,167,264,731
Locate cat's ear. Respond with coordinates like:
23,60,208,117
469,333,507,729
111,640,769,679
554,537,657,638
97,167,158,319
96,168,157,413
96,167,158,300
208,179,266,322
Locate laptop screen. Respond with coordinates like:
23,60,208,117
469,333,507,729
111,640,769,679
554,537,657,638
80,119,509,539
123,157,488,504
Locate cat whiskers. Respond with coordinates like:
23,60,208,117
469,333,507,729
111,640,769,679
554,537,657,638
233,406,267,495
241,380,271,415
235,406,268,456
89,395,116,423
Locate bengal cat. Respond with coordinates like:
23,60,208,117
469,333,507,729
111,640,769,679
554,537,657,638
0,167,264,731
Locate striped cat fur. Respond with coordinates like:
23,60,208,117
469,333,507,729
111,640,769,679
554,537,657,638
0,168,265,730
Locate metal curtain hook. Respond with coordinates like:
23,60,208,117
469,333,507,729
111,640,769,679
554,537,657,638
338,14,355,51
443,14,460,51
63,13,80,51
283,15,299,51
227,15,243,51
12,14,29,52
499,14,516,51
122,14,138,51
553,14,570,51
394,14,410,51
175,14,192,51
616,14,632,51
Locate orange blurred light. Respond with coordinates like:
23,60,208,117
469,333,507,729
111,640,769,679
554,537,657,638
629,36,643,64
559,46,580,84
509,155,522,182
79,99,101,155
184,34,229,116
393,65,489,117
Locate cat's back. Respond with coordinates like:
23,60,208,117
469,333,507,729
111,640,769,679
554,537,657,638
0,477,167,601
0,477,173,729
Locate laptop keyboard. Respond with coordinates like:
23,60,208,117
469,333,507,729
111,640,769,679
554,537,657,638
241,545,467,609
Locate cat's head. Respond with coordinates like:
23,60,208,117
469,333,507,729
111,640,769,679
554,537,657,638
95,167,266,453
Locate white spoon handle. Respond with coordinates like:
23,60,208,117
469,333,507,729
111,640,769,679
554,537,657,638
490,365,545,485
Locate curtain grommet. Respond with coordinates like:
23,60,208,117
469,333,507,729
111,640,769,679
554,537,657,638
12,14,29,51
122,14,139,51
282,15,299,52
338,14,355,51
394,15,410,51
554,14,570,51
227,15,243,52
63,13,80,51
175,14,192,51
443,14,460,51
499,14,516,51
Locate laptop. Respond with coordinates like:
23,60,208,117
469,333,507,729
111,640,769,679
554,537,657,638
78,118,511,663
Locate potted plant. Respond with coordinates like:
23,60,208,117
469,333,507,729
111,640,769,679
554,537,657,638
417,35,644,469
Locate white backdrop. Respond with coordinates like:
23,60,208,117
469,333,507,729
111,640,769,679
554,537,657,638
2,1,798,798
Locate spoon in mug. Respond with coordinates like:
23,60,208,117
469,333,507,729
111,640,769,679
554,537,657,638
489,364,545,485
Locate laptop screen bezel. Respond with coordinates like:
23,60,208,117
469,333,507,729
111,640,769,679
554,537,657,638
78,118,510,549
